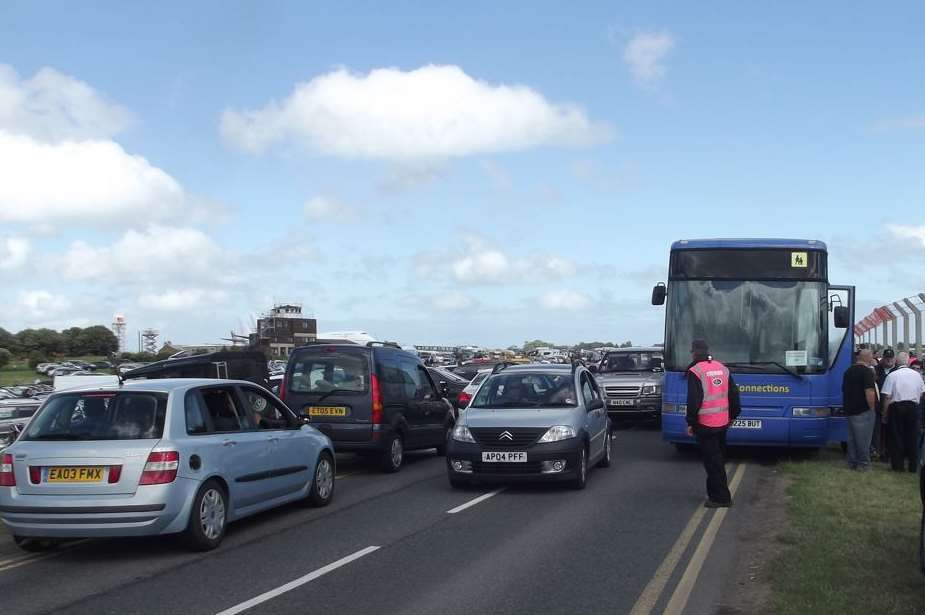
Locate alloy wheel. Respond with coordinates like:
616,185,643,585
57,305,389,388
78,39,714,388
199,488,226,540
316,457,334,500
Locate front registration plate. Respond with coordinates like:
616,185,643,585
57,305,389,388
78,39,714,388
609,399,635,407
308,406,348,417
481,452,527,463
47,466,104,483
732,419,762,429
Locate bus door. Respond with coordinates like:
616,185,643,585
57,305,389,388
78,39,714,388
826,285,855,444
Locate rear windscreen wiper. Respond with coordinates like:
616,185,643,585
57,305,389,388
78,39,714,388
312,389,356,404
725,361,803,380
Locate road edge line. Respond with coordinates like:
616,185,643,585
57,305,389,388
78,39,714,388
662,463,748,615
215,545,380,615
446,488,505,514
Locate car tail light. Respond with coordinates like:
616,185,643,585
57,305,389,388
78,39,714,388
29,466,41,484
108,465,123,484
139,451,179,485
457,391,472,408
371,374,383,425
0,454,15,487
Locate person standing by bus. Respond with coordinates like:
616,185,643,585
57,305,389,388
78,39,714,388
882,352,925,473
874,349,897,461
842,348,877,471
685,339,741,508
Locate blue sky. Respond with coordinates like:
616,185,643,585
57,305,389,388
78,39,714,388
1,2,924,349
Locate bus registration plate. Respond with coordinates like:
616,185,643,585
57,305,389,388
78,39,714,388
732,419,762,429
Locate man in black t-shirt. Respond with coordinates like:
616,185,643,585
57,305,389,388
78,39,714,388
842,348,877,471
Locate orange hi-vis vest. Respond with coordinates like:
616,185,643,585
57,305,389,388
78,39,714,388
690,360,731,428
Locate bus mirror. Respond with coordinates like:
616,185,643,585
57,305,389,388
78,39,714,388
834,306,850,329
651,283,667,306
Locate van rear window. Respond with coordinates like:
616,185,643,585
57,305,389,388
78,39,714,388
23,393,168,441
289,350,370,394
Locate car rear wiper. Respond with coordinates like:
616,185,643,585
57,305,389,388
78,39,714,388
725,362,803,380
312,389,356,404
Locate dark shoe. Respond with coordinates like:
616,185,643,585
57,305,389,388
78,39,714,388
704,499,731,508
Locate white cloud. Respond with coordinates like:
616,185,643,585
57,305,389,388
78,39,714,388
138,288,229,311
0,64,130,142
221,64,612,160
0,236,30,270
447,236,577,284
623,31,675,86
540,289,592,311
16,290,72,322
0,132,192,225
59,225,223,282
304,195,360,222
888,224,925,247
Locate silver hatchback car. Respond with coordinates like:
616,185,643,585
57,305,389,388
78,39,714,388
0,379,335,551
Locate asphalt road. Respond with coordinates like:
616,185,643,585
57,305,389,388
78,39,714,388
0,430,763,615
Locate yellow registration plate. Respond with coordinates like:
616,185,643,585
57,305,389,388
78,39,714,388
47,466,104,483
308,406,348,417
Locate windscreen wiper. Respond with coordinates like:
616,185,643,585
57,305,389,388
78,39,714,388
725,362,803,380
312,389,355,404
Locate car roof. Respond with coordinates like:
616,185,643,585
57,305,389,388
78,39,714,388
48,378,264,396
602,347,663,353
496,364,578,376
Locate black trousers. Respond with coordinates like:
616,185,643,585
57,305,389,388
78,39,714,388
888,401,920,472
695,426,731,504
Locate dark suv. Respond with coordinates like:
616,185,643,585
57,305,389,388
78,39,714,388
282,342,454,472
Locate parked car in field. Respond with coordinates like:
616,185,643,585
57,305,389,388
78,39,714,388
0,379,335,552
0,398,42,452
456,369,492,409
282,341,453,473
446,363,611,489
590,347,664,426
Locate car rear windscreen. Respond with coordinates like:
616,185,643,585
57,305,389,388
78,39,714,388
289,349,370,394
23,392,168,441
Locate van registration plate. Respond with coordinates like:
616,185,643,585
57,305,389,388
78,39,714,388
47,466,104,483
732,419,762,429
308,406,348,417
482,452,527,463
609,399,635,407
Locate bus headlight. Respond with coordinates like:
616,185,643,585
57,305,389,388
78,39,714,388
792,407,831,418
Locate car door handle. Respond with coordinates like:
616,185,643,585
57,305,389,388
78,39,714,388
222,439,237,447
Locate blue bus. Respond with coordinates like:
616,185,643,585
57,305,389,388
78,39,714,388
652,239,854,448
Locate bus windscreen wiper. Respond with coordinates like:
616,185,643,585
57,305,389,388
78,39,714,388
725,361,804,380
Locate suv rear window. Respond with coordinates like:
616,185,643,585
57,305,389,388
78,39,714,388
289,349,370,394
23,392,168,441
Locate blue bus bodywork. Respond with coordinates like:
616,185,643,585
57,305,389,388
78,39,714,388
658,239,853,448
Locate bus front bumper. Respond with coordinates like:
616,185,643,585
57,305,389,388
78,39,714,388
661,413,830,447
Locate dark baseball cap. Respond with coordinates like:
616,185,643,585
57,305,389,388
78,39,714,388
882,348,895,358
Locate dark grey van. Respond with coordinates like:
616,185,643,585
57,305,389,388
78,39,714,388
281,342,453,472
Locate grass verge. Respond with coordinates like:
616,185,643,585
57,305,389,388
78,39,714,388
771,447,925,614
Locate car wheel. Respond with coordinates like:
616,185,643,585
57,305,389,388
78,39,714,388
183,480,227,551
304,452,335,507
13,536,58,552
435,426,451,457
598,431,612,468
571,445,588,490
380,432,404,473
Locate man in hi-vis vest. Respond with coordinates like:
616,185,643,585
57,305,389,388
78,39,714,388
685,339,741,507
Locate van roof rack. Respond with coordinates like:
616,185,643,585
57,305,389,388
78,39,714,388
366,341,403,349
492,362,513,374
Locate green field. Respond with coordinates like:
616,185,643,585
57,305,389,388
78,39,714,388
772,448,925,614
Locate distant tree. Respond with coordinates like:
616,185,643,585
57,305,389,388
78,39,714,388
0,328,19,355
27,350,48,369
76,326,119,356
16,328,65,355
61,327,84,355
0,348,11,369
523,340,557,353
619,341,634,348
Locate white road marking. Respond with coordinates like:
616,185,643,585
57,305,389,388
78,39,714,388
0,539,90,573
446,488,505,514
663,463,748,615
215,545,380,615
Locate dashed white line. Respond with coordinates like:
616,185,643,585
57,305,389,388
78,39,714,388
214,545,380,615
446,488,505,514
0,539,90,573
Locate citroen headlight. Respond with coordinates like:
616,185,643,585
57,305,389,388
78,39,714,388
792,407,832,418
641,384,662,396
538,425,576,443
452,424,476,443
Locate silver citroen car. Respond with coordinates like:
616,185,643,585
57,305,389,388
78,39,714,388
0,379,335,552
446,363,612,489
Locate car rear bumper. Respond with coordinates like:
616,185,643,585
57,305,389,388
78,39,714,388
0,478,199,538
446,439,582,482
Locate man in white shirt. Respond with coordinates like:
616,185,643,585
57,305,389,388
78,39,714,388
881,352,925,472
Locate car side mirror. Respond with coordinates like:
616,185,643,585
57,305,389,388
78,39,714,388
588,399,605,412
588,365,598,374
834,306,850,329
651,283,667,306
